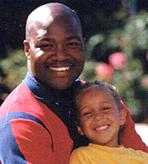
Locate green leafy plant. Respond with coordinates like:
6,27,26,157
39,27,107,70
0,49,27,90
81,11,148,121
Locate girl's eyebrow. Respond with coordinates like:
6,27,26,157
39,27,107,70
79,106,89,113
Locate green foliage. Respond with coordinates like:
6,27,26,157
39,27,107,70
0,49,27,90
81,11,148,121
0,11,147,122
80,60,98,81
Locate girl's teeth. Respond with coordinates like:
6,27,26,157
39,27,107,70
96,125,108,131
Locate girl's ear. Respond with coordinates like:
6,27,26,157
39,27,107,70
77,125,84,136
119,107,127,126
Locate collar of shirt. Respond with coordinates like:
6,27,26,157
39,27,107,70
23,72,88,148
22,72,80,124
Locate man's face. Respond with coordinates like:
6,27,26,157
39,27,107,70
24,14,85,90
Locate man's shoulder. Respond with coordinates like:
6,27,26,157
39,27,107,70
0,83,35,112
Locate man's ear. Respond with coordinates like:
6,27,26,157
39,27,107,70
77,125,84,136
119,107,127,126
23,40,30,59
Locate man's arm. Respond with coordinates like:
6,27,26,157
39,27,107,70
0,113,54,164
119,100,148,153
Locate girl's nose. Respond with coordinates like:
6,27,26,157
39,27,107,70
94,112,104,121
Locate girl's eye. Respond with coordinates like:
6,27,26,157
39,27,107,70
102,107,111,113
81,112,93,118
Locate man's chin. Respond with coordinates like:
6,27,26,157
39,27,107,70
48,80,73,90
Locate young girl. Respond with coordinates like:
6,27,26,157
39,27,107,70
69,81,148,164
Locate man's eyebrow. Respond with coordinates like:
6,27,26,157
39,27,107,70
66,36,82,41
37,38,54,42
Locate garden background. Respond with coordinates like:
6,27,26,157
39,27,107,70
0,0,147,125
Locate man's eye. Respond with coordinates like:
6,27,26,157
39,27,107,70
40,44,49,47
66,42,81,47
40,43,54,49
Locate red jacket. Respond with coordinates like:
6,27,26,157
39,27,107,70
0,84,73,164
119,100,148,152
0,82,148,164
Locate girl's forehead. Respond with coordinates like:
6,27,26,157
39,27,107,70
78,85,115,103
81,85,108,95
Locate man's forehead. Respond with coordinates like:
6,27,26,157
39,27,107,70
27,6,76,31
26,4,82,40
27,14,76,39
27,7,54,27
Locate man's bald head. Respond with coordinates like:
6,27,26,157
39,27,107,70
25,3,82,41
23,2,85,90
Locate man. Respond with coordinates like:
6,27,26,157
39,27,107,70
0,3,147,164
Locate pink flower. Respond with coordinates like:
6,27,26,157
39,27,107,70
109,52,126,69
141,76,148,88
95,62,114,81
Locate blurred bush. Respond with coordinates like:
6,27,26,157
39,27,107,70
81,11,148,121
0,11,147,122
0,49,27,90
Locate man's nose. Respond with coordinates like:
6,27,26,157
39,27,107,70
55,45,67,59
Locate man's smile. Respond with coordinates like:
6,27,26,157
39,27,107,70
49,66,70,71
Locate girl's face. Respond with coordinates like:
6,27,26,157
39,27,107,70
76,86,126,147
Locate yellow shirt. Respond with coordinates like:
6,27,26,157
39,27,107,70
69,144,148,164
